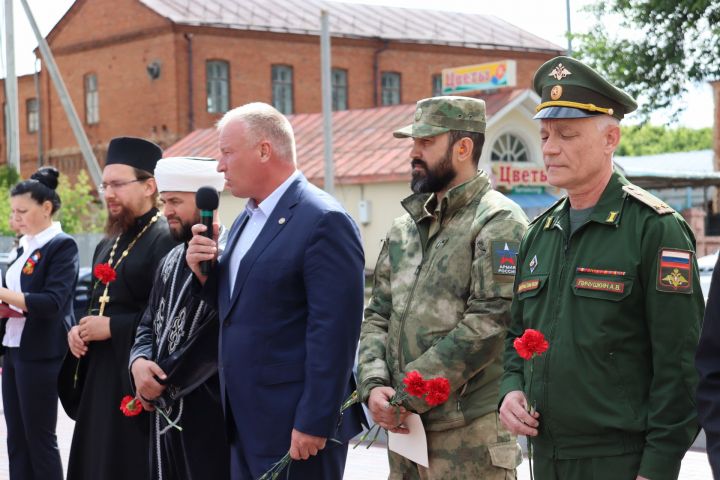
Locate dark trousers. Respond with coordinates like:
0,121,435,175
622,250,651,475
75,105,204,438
533,452,642,480
226,400,349,480
2,348,63,480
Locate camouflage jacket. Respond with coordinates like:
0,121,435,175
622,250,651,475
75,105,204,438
358,172,528,431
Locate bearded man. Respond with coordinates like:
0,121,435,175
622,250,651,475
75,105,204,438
356,96,528,479
59,137,178,480
129,156,230,480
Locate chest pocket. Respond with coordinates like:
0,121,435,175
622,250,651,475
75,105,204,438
516,274,548,300
572,271,633,302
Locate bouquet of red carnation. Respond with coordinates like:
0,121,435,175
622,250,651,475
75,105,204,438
119,395,183,431
513,328,549,480
93,263,116,285
354,370,450,449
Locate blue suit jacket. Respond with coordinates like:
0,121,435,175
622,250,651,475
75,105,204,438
209,174,365,457
0,233,79,360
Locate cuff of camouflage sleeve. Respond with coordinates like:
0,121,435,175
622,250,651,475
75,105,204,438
638,449,682,480
358,378,388,403
497,374,525,410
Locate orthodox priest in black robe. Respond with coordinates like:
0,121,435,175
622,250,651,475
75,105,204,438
130,156,230,480
58,137,178,480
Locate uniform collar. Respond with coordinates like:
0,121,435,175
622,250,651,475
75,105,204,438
542,169,629,231
401,171,490,223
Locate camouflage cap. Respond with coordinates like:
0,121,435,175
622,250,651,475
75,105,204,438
393,96,486,138
533,56,637,120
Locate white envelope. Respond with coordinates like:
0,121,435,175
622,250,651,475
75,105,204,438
387,413,429,468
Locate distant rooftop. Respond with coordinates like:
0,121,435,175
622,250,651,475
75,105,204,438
141,0,564,52
164,89,531,184
615,150,720,188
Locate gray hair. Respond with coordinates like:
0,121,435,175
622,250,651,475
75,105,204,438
217,103,297,165
594,114,620,132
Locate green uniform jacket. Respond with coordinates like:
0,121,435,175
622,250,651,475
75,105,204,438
359,172,528,431
499,171,703,480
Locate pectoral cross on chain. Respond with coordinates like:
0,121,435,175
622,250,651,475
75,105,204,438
98,293,110,316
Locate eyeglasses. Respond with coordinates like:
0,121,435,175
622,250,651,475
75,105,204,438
98,179,146,195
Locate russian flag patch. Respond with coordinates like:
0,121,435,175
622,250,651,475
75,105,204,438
657,248,693,294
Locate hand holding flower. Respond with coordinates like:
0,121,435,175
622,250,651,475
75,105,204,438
368,386,410,434
78,315,111,342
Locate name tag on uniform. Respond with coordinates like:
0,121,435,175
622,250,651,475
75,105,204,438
517,279,540,294
574,277,625,294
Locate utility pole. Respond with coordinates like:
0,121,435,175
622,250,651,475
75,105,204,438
19,0,104,193
320,10,334,197
566,0,573,55
4,0,20,172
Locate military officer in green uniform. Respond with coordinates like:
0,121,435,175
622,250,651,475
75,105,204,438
499,56,703,480
358,96,528,479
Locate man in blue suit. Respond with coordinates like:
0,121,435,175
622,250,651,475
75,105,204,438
187,102,366,479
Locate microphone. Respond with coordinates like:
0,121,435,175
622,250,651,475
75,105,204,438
195,186,220,276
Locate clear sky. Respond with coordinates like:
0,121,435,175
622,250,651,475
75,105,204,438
1,0,714,128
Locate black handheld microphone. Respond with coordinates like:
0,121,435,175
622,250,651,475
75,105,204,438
195,186,220,276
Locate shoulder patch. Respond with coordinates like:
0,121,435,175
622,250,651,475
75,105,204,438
491,241,520,281
622,185,674,215
656,248,693,294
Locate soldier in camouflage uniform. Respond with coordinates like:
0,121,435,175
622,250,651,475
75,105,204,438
357,96,528,479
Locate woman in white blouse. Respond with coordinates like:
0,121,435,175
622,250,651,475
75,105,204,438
0,167,79,480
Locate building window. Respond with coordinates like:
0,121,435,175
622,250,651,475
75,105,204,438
26,98,39,133
381,72,401,105
206,60,230,113
491,133,529,162
332,68,348,111
272,65,294,115
84,74,99,125
432,74,442,97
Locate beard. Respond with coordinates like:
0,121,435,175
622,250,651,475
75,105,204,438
167,214,200,243
104,205,137,237
410,148,456,194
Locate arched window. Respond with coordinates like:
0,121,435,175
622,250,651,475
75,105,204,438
491,133,529,162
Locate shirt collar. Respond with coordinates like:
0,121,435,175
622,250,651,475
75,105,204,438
247,170,300,217
24,221,63,250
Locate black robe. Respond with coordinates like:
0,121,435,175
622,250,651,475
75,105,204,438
58,208,178,480
130,240,230,480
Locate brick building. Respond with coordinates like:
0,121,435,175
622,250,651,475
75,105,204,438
1,0,562,177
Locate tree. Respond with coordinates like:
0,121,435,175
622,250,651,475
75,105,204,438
0,168,105,236
616,125,713,156
575,1,719,120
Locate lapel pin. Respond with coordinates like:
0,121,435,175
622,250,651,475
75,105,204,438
278,217,286,225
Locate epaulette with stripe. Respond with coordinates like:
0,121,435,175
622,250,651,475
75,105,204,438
622,184,674,215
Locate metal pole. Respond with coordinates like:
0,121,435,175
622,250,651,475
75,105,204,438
566,0,573,55
19,0,104,192
4,0,20,172
33,57,43,166
320,10,334,196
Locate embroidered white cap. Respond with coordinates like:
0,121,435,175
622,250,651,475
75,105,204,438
155,157,225,193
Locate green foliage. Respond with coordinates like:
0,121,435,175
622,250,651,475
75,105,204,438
575,1,720,120
0,168,105,236
617,125,713,156
55,170,106,234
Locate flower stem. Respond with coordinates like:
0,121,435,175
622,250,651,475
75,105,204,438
157,407,183,431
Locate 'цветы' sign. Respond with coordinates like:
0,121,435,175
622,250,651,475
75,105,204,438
442,60,517,95
492,162,548,187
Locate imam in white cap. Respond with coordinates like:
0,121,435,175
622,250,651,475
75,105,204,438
154,157,225,193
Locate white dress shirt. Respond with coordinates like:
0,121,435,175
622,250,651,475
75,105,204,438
227,170,300,295
2,221,63,347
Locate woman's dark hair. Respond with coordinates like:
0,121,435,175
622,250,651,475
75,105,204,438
11,166,62,214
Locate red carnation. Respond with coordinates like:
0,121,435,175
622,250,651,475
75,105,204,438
94,263,117,285
402,371,428,397
424,377,450,407
513,328,549,360
119,395,143,417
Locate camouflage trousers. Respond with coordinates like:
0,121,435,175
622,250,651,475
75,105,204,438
388,411,520,480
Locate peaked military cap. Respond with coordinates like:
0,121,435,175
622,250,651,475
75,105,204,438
394,96,486,138
105,136,163,174
533,56,637,120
